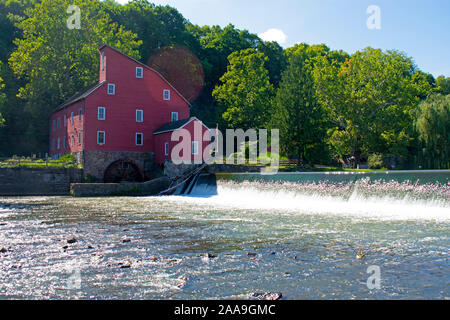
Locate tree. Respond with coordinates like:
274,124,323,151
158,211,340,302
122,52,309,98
0,63,5,128
313,47,433,165
414,94,449,169
8,0,141,153
103,0,197,64
212,49,274,130
436,75,450,95
269,44,329,164
256,41,287,88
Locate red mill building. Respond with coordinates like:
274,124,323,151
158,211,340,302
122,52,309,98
50,44,209,182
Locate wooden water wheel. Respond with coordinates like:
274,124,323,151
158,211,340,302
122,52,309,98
103,160,143,183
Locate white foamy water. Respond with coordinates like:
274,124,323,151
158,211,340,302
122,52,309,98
163,183,450,222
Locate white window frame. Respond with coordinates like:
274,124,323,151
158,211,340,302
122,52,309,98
97,131,105,145
163,89,171,101
101,51,105,71
164,142,169,156
136,132,143,146
192,141,199,155
70,112,74,125
136,109,143,123
136,67,143,78
98,107,105,120
171,112,178,122
107,83,115,95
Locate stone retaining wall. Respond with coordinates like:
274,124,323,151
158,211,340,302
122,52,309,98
81,150,156,181
70,176,171,197
0,168,83,196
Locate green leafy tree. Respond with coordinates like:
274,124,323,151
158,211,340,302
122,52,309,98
256,41,287,88
414,94,450,169
313,47,432,165
436,75,450,95
103,0,196,63
212,48,274,129
187,24,262,126
8,0,141,152
269,45,328,164
0,0,39,61
0,64,5,127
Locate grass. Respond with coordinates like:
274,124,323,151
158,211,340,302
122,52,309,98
0,155,82,169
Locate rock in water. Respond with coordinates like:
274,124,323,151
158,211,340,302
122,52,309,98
250,292,282,300
0,247,7,253
67,237,77,244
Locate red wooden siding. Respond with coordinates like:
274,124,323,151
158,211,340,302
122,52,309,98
154,120,211,164
50,44,208,165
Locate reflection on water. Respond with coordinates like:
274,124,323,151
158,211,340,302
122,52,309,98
0,173,449,299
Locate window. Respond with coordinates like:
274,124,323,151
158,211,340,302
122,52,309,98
192,141,199,155
101,52,105,71
52,139,55,151
136,109,143,122
63,136,66,149
163,89,171,101
78,132,82,146
71,112,74,125
107,84,115,95
64,114,67,127
98,107,105,120
136,133,143,146
171,112,178,122
57,117,61,129
57,137,60,150
97,131,105,145
136,67,143,78
164,142,169,156
70,135,74,147
78,109,82,121
52,119,56,131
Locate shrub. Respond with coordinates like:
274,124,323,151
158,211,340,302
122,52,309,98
368,153,384,169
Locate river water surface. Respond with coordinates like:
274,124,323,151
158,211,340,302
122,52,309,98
0,172,449,299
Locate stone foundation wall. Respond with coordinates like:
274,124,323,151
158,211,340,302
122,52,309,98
81,150,156,181
163,161,202,179
0,168,83,196
70,176,171,197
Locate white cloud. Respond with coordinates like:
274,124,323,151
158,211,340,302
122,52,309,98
258,28,288,45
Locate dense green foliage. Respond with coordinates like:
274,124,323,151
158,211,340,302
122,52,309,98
414,94,450,169
0,67,5,127
0,0,447,168
213,49,274,129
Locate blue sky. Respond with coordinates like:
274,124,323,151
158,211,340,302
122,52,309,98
116,0,450,78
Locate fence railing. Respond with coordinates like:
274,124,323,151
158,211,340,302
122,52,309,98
0,156,78,168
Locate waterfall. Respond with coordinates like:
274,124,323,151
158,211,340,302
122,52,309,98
169,171,449,221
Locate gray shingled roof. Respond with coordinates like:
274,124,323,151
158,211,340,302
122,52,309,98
153,118,192,134
54,81,105,112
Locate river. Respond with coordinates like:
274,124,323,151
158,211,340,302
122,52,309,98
0,171,449,299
